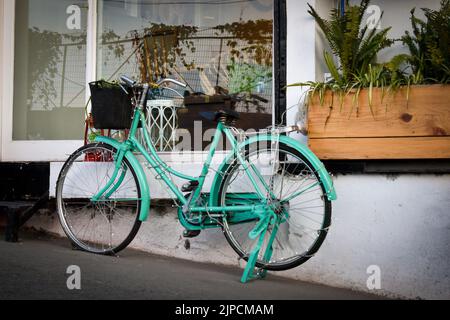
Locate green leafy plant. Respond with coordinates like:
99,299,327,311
290,0,416,117
307,0,393,85
227,62,272,94
227,62,272,112
401,0,450,84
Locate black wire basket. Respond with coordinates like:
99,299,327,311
89,80,134,129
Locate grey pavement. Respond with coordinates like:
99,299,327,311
0,229,382,300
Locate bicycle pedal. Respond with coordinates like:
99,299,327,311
181,181,199,192
183,229,201,238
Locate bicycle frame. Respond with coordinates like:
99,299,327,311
87,83,336,283
93,101,273,229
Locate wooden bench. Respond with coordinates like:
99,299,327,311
0,192,49,242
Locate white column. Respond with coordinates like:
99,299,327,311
286,0,317,144
1,0,15,161
0,0,4,161
85,0,97,103
285,0,334,144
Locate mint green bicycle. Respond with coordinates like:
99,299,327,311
56,76,336,282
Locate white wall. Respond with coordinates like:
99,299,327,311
31,174,450,299
349,0,441,62
286,0,319,143
314,0,334,82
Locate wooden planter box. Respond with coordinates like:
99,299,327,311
307,85,450,160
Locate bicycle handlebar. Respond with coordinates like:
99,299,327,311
157,78,187,88
120,75,267,106
120,75,187,89
120,75,137,87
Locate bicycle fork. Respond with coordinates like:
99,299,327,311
91,145,129,202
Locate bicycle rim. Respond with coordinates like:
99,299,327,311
56,143,142,254
219,143,331,271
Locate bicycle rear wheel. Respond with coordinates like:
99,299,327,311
56,143,142,255
218,142,331,271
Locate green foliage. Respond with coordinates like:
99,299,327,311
227,62,272,94
307,0,393,85
88,131,101,143
290,1,415,115
227,62,271,112
401,0,450,83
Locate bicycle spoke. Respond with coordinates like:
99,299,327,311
220,143,331,270
57,144,142,254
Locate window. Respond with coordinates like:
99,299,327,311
97,0,275,150
12,0,88,140
5,0,283,159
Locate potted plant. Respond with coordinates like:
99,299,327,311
292,0,450,160
401,0,450,84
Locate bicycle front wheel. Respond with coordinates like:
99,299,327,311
56,143,142,255
218,142,332,271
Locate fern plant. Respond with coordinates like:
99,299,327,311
401,0,450,84
307,0,393,85
289,0,400,114
289,1,441,118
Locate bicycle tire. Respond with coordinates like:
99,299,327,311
56,143,142,255
218,141,332,271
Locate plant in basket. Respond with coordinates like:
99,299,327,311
83,80,136,162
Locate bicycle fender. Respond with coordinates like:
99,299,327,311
209,134,337,206
95,136,151,221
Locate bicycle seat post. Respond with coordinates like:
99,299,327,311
138,84,149,110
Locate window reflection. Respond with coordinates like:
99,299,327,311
98,0,274,150
13,0,87,140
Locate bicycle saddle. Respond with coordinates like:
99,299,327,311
199,109,240,123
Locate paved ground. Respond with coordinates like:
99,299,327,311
0,229,381,300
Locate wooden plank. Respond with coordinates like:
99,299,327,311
308,85,450,139
309,137,450,160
